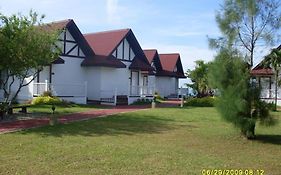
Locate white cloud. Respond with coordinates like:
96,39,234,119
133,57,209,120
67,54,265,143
106,0,120,24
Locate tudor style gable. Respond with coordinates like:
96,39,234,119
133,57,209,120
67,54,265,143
111,38,135,61
83,29,152,71
158,53,186,78
45,19,95,60
57,29,86,58
144,49,163,74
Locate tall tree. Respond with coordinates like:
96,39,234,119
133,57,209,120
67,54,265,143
0,11,60,104
210,0,281,67
186,60,211,97
209,49,275,139
209,0,280,139
263,48,281,111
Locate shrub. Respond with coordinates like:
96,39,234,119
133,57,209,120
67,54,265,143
265,101,276,111
32,96,62,105
184,96,216,107
42,91,53,97
131,98,153,105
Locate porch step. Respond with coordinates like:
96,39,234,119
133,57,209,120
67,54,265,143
166,94,178,99
87,100,101,105
116,95,128,105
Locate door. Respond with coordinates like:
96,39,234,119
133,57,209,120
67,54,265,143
143,75,148,95
131,71,139,95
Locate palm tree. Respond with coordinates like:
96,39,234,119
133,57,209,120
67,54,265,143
264,48,281,111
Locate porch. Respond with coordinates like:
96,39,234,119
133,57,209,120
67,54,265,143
100,85,155,105
33,81,87,104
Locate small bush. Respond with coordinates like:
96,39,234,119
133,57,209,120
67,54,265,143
32,96,62,105
42,91,53,97
185,97,216,107
154,92,165,101
265,102,275,111
131,98,153,105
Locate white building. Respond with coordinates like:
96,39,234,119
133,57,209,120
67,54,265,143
0,19,186,105
83,29,154,105
1,19,94,104
144,50,186,98
251,57,281,105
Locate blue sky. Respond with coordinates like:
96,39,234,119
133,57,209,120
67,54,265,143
0,0,224,86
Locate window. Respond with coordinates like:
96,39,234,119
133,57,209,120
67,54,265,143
151,62,156,70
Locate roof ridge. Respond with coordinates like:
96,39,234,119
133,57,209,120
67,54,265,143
159,53,180,55
45,19,72,25
143,49,157,51
84,28,131,36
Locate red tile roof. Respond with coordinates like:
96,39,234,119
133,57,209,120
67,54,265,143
159,53,180,72
129,58,154,71
41,19,72,31
83,28,152,70
81,55,126,68
251,57,274,76
251,68,274,76
143,49,157,64
158,53,186,78
84,29,130,56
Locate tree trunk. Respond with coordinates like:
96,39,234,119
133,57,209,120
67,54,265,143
241,121,256,139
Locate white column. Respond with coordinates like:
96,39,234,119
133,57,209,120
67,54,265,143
114,88,117,106
45,80,48,92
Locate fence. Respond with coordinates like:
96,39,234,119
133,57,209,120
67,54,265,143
260,89,281,99
33,80,87,104
130,86,154,96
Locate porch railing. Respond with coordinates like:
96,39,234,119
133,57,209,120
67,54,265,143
130,86,154,96
260,89,281,99
33,80,87,98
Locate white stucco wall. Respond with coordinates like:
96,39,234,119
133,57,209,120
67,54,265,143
52,57,86,85
8,75,34,103
100,64,130,97
155,76,179,97
148,75,156,88
85,67,101,101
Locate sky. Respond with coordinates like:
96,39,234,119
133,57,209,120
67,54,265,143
0,0,224,87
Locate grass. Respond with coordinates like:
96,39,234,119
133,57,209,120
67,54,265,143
0,107,280,174
11,104,109,119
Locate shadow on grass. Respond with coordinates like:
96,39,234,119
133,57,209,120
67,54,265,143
20,113,193,137
255,134,281,145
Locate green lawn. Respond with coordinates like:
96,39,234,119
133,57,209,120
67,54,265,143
12,104,108,119
0,107,280,174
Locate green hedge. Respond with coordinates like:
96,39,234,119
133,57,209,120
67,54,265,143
32,96,63,105
131,98,152,105
185,97,216,107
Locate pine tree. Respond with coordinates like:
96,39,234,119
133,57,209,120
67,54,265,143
209,0,280,139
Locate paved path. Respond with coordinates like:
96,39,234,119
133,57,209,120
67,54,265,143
0,101,181,134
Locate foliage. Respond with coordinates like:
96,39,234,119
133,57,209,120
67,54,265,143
186,60,212,97
209,49,276,139
155,94,164,101
0,11,61,103
42,91,53,97
263,48,281,111
131,98,154,105
209,0,281,67
184,97,216,107
32,96,62,105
